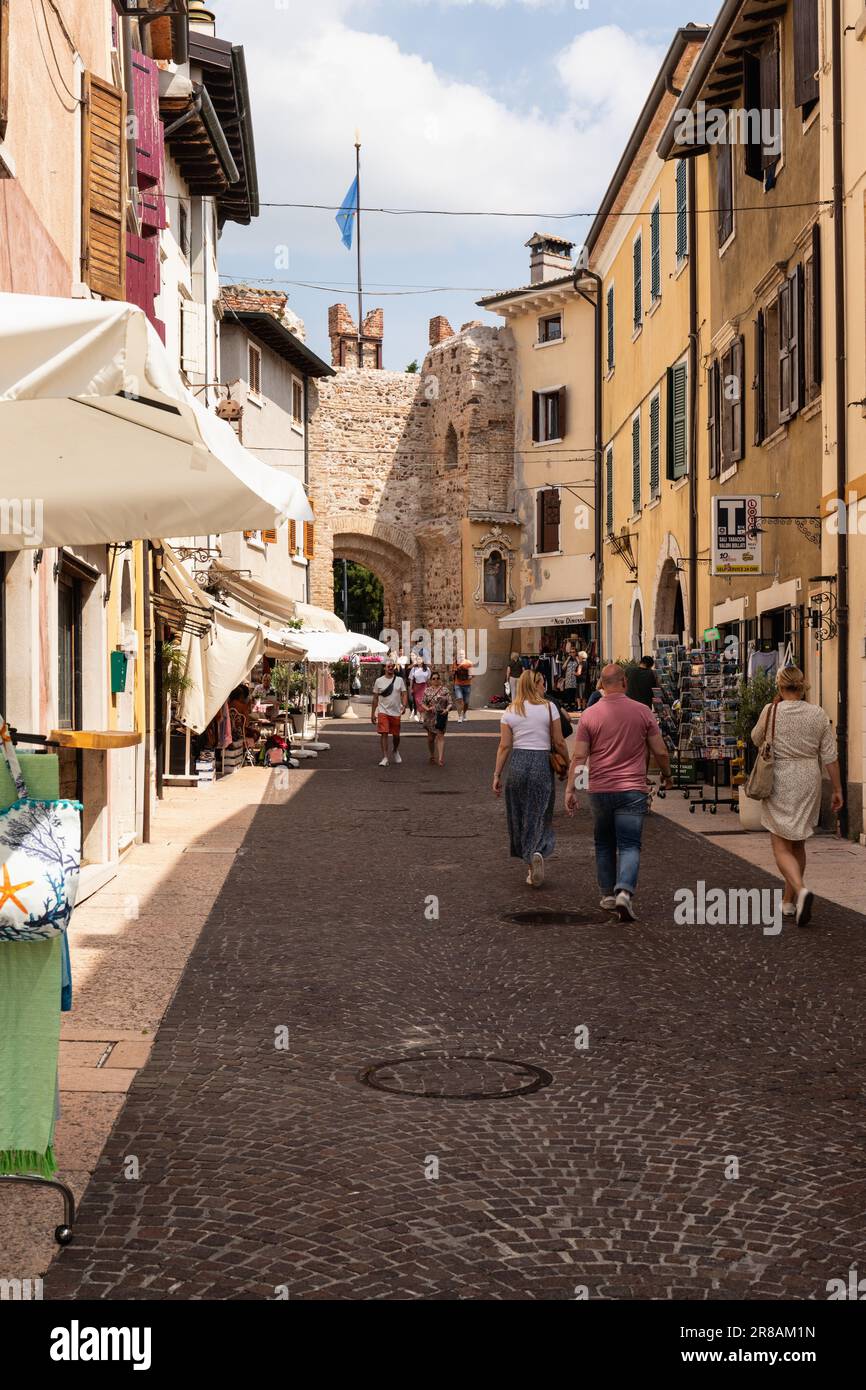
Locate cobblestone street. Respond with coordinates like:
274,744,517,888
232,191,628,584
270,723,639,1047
44,713,866,1301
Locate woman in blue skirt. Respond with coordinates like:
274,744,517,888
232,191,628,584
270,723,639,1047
493,670,569,887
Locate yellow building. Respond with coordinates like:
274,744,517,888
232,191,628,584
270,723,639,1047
479,235,597,659
585,27,711,662
817,0,866,839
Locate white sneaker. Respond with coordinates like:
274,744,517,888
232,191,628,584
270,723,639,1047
530,852,544,887
392,751,402,764
781,903,796,918
600,895,617,910
378,757,389,767
615,891,636,922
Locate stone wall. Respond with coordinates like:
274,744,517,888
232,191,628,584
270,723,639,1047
308,314,515,670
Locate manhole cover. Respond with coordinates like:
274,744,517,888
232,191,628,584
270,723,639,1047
503,908,604,927
359,1052,552,1100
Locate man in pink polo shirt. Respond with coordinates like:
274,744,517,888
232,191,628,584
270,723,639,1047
565,663,672,921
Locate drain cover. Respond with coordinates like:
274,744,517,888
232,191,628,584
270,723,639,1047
359,1052,552,1100
503,908,604,927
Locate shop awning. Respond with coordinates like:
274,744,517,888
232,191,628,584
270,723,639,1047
0,295,313,550
290,630,388,663
499,600,594,630
159,545,266,734
294,601,347,635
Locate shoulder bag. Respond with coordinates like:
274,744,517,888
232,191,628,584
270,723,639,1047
548,702,569,781
0,718,82,942
745,701,778,801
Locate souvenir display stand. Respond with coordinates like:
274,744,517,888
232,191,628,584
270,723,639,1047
678,648,742,814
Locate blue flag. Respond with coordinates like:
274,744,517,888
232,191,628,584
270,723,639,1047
336,176,358,250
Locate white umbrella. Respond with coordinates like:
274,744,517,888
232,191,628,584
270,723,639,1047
289,630,387,663
0,294,312,549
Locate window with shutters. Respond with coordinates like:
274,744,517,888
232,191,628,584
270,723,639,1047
0,0,9,144
719,337,745,469
759,298,781,437
248,342,262,398
605,448,614,534
793,0,819,119
649,392,661,499
179,202,190,260
261,529,277,545
303,521,315,559
717,122,734,249
778,267,804,423
288,520,297,554
292,378,304,426
531,387,566,443
606,284,615,372
745,31,782,183
81,74,127,301
631,414,641,515
666,360,688,480
675,160,688,264
650,201,661,304
535,487,561,554
633,233,643,331
180,298,204,377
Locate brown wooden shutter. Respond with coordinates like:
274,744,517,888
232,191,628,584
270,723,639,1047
810,223,822,388
303,521,315,559
743,53,763,181
717,140,733,247
754,310,766,443
731,335,745,462
760,34,780,171
535,490,545,550
531,391,541,444
0,0,9,143
557,387,567,440
707,361,720,479
288,520,297,553
720,346,734,473
82,74,127,301
778,280,792,422
542,489,561,552
793,0,819,110
261,529,277,545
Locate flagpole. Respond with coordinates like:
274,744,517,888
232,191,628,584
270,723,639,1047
355,130,363,363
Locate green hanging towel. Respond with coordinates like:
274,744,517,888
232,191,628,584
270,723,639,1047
0,752,64,1176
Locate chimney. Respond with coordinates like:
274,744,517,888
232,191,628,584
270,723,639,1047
429,315,454,347
328,303,383,369
525,232,575,285
188,2,217,36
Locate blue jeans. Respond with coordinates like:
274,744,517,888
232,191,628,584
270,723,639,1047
588,790,649,896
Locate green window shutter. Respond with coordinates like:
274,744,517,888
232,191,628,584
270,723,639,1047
605,448,613,534
650,203,661,302
632,415,641,514
649,394,660,498
606,285,615,370
667,361,688,479
676,160,688,262
633,235,642,329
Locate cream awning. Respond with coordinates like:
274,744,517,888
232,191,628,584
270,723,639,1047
0,294,313,550
499,600,594,630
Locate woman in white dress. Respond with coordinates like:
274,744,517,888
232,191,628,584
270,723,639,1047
751,666,843,926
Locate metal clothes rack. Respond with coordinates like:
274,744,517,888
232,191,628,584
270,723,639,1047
0,728,76,1245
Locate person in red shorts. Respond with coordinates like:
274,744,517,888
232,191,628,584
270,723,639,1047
371,660,408,767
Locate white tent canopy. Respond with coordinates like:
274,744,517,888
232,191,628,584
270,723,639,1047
288,630,388,663
0,295,313,550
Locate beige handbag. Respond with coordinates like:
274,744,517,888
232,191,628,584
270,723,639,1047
745,701,778,801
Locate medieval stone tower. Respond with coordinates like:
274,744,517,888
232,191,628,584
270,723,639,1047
307,306,517,699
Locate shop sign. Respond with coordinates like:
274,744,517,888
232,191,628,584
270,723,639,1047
711,495,762,576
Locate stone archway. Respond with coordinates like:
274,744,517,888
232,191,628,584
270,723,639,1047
329,517,421,637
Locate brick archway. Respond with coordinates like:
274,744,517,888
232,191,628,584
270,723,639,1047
330,518,420,634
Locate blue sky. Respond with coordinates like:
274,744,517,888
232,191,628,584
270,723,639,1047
217,0,719,370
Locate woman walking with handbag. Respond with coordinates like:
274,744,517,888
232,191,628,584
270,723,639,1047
493,670,569,888
749,666,843,927
420,672,453,766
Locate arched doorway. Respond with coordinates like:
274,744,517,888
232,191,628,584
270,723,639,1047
330,518,420,639
654,557,687,642
630,594,644,661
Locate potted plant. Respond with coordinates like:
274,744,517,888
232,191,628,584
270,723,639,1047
273,665,308,734
734,669,777,829
329,659,352,718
